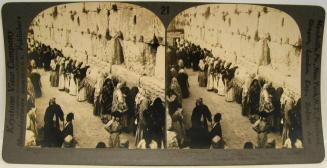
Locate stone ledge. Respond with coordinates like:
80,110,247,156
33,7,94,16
111,65,165,101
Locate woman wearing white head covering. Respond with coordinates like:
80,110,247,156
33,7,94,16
259,83,275,114
253,114,269,148
111,82,129,128
242,73,255,116
281,97,295,145
170,77,182,105
259,83,275,131
134,88,150,146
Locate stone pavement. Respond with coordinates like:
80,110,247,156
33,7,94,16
34,69,136,148
32,68,282,149
181,69,282,149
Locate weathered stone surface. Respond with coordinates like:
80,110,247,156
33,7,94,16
169,4,301,99
111,65,165,101
28,2,165,100
28,2,165,78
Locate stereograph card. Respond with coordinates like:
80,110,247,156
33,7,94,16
1,1,325,165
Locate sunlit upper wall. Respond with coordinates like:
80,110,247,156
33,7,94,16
28,2,165,77
169,4,301,99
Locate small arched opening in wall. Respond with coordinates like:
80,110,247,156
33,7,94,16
167,4,302,100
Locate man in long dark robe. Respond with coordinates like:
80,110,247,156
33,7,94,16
192,46,201,71
101,78,114,116
247,79,261,123
190,98,212,148
43,98,64,147
289,98,302,142
191,98,212,131
177,69,190,98
271,87,283,132
30,69,42,98
43,47,52,71
148,98,165,148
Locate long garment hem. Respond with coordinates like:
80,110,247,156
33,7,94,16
64,74,70,92
93,97,103,116
206,74,214,90
58,74,65,90
257,132,268,148
225,88,235,102
198,71,207,87
225,80,236,102
213,74,219,91
77,80,86,101
50,70,59,87
69,74,77,96
217,75,225,96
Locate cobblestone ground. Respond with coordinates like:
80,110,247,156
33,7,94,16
34,70,136,149
181,69,282,149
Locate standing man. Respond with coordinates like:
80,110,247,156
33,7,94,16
191,98,212,130
43,97,64,147
177,68,190,98
190,98,212,148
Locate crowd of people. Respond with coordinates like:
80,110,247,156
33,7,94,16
25,41,165,149
167,39,303,149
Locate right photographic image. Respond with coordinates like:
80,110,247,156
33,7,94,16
166,4,302,149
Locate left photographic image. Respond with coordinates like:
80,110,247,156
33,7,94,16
26,2,166,149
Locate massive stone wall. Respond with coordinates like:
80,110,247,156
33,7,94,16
28,2,165,78
169,4,301,99
28,2,165,100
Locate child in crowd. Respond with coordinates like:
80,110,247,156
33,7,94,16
61,112,76,148
105,112,123,148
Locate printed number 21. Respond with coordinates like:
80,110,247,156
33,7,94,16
161,6,169,15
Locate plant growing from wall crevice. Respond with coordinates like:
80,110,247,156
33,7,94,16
52,6,58,19
97,7,101,14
